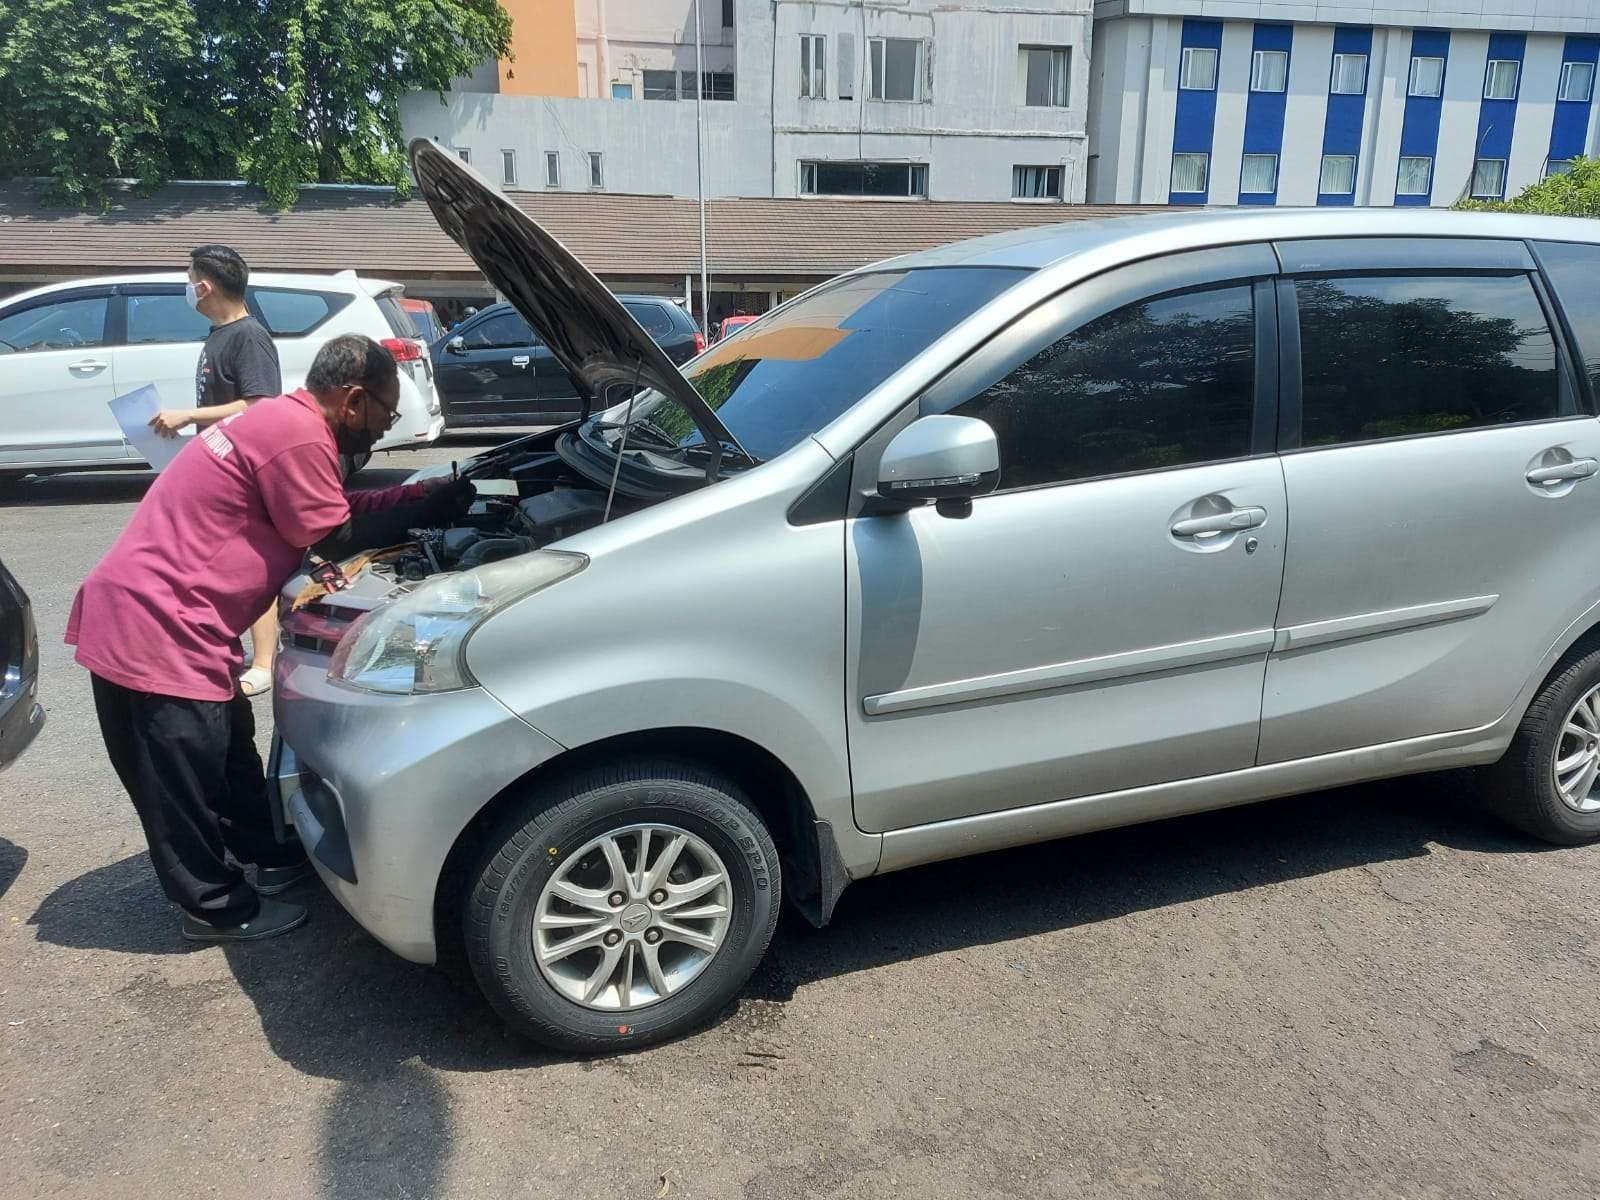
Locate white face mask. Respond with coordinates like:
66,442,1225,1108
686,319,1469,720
184,282,203,310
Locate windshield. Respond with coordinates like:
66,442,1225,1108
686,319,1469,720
591,266,1029,463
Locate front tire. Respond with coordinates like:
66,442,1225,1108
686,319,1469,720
464,759,781,1053
1484,647,1600,845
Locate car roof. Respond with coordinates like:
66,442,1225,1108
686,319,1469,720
0,270,401,309
876,208,1600,274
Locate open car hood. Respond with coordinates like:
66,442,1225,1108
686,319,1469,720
410,140,738,452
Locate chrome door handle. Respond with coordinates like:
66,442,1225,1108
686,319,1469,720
1171,506,1267,538
510,355,530,369
69,358,108,372
1526,459,1598,485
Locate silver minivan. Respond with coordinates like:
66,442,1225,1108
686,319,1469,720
272,143,1600,1051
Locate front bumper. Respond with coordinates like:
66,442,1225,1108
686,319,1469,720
271,653,565,963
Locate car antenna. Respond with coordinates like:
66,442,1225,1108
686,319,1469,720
602,358,646,524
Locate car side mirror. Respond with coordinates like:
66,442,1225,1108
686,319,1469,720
446,335,466,355
876,414,1000,519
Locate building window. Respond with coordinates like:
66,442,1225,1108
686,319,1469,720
680,70,735,101
1170,152,1208,194
1471,157,1507,199
500,149,517,185
1250,50,1287,93
1240,153,1278,194
1559,61,1596,103
453,147,471,164
1022,46,1070,107
1484,59,1519,100
1547,158,1575,178
1408,56,1444,97
838,33,856,100
589,152,604,189
1319,154,1356,195
1179,46,1217,91
1012,165,1062,200
611,82,633,99
545,151,560,188
869,37,921,101
722,0,733,28
1330,53,1367,94
801,34,826,99
800,160,928,198
1396,156,1433,196
643,69,678,100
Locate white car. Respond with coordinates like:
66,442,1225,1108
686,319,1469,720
0,270,444,474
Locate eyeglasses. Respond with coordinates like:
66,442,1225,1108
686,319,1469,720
365,392,402,430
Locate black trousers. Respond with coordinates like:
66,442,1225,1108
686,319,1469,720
91,674,305,923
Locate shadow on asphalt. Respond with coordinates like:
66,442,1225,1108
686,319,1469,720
0,837,25,903
26,769,1545,1196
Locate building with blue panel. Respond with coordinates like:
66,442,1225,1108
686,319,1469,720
1087,2,1600,207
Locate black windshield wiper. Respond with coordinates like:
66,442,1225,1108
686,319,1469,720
588,419,681,452
680,439,762,468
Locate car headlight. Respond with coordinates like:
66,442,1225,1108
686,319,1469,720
327,551,586,694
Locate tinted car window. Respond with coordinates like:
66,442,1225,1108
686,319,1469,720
126,292,211,344
623,301,675,339
0,295,109,354
464,312,535,348
249,288,351,336
946,284,1255,490
600,267,1028,462
375,295,419,338
1295,274,1564,448
1535,240,1600,400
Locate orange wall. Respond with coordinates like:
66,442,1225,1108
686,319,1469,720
499,0,579,97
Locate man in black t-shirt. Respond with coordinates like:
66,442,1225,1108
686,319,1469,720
151,245,285,697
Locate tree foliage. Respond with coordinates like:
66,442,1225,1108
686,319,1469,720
0,0,511,209
1454,156,1600,217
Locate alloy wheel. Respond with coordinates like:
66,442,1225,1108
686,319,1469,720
1552,684,1600,813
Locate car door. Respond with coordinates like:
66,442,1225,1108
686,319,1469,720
0,289,126,467
845,246,1289,833
1258,237,1600,763
113,285,213,415
434,310,545,425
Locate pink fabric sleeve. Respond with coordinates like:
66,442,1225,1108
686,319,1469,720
254,442,353,549
346,482,427,514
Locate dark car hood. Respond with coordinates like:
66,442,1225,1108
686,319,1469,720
410,140,737,452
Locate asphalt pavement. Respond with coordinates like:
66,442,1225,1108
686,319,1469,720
2,436,1598,1199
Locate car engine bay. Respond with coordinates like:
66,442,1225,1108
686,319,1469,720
374,486,616,582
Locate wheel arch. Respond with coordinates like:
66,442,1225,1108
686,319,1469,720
432,726,852,967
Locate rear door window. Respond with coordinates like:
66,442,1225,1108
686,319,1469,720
464,312,534,349
248,288,352,336
125,291,211,344
1292,273,1568,448
623,301,675,338
944,284,1257,490
1535,240,1600,401
0,294,110,354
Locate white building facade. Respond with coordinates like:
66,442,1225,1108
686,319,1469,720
400,1,1095,204
1088,1,1600,207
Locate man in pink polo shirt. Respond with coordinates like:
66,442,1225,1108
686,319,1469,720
68,334,472,943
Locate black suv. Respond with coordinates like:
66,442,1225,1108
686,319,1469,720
0,559,42,771
432,296,703,428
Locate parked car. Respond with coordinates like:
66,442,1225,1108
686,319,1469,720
0,559,43,771
401,297,446,347
715,313,758,341
0,271,443,475
431,296,704,428
272,140,1600,1054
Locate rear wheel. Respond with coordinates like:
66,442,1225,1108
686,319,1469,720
1484,647,1600,844
464,759,781,1053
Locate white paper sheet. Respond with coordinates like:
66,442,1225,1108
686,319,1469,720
109,385,190,472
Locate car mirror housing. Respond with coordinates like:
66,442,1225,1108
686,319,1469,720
876,414,1001,519
446,335,466,355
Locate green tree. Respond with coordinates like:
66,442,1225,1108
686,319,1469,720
1454,156,1600,217
0,0,512,209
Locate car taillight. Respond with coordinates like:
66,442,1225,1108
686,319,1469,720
694,330,706,353
381,337,424,363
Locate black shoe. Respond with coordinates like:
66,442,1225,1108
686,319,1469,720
181,897,307,943
255,862,313,896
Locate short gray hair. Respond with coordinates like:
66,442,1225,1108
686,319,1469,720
306,334,397,394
